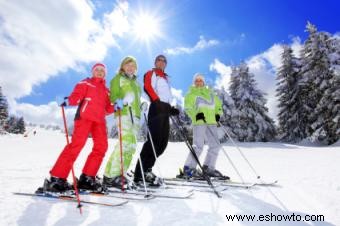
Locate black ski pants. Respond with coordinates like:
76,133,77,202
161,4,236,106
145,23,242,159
134,101,170,179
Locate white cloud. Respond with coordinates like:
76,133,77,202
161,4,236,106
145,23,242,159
209,59,233,91
165,36,219,55
10,100,76,127
0,0,129,100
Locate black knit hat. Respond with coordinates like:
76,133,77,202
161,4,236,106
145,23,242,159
154,54,167,65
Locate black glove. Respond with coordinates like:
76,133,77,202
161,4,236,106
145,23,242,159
196,112,206,122
215,114,220,122
170,106,180,116
60,101,67,107
60,96,68,107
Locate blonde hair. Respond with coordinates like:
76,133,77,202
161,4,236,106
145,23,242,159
119,56,137,74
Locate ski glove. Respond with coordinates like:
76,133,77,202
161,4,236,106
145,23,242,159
170,106,180,116
60,97,68,107
196,112,206,122
114,99,124,111
215,114,220,122
123,92,134,106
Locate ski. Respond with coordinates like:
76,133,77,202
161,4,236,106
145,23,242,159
107,187,194,199
13,192,128,207
80,190,155,201
165,177,278,188
212,179,278,187
136,185,194,194
163,178,220,188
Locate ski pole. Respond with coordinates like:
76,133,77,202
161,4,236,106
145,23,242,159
170,115,221,198
218,122,261,179
137,155,151,197
61,105,82,214
117,109,125,192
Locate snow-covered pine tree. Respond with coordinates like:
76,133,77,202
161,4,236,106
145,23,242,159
5,115,16,133
215,86,237,142
310,31,340,144
327,35,340,143
169,104,192,142
276,45,304,142
229,63,276,141
15,117,26,134
299,22,339,144
0,86,9,134
6,116,25,134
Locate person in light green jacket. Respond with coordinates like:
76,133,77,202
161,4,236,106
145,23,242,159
178,73,230,180
103,56,141,189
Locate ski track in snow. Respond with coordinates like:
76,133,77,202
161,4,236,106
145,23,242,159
0,127,339,226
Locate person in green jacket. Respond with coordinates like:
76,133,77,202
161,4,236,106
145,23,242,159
179,73,230,180
103,56,141,189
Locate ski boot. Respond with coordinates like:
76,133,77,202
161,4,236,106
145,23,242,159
77,173,105,192
37,176,73,193
134,169,163,187
103,175,136,190
176,166,204,180
203,165,230,180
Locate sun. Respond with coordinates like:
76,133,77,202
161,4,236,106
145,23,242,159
132,14,160,41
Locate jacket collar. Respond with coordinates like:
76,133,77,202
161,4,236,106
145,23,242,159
152,68,166,76
90,77,105,84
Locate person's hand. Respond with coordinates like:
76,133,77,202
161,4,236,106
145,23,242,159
123,93,134,106
170,106,180,116
215,114,220,122
60,101,67,107
114,99,124,111
60,97,68,107
196,112,206,122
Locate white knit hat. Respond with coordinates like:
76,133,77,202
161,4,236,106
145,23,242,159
193,73,205,84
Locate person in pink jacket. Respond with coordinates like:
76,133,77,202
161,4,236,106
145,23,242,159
43,63,114,193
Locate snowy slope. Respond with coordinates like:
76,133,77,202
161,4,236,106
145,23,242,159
0,127,339,226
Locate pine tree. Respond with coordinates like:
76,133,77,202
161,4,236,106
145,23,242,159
6,115,17,133
300,22,339,144
310,32,340,144
169,104,192,142
276,45,304,142
0,86,9,134
15,117,26,134
215,86,237,142
229,63,276,141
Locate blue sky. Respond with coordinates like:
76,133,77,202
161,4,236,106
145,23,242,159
0,0,339,125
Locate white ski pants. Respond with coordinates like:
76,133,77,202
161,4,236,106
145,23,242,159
184,124,221,170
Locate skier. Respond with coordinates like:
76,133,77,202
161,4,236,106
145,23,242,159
133,54,179,186
102,56,141,189
42,63,114,192
178,73,230,180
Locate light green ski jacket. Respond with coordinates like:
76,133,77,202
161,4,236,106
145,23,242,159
184,86,222,125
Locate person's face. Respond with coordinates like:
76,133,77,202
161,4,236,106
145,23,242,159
155,57,167,70
92,66,106,78
194,78,204,87
123,62,136,76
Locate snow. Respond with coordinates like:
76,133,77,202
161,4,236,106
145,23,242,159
1,127,339,226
